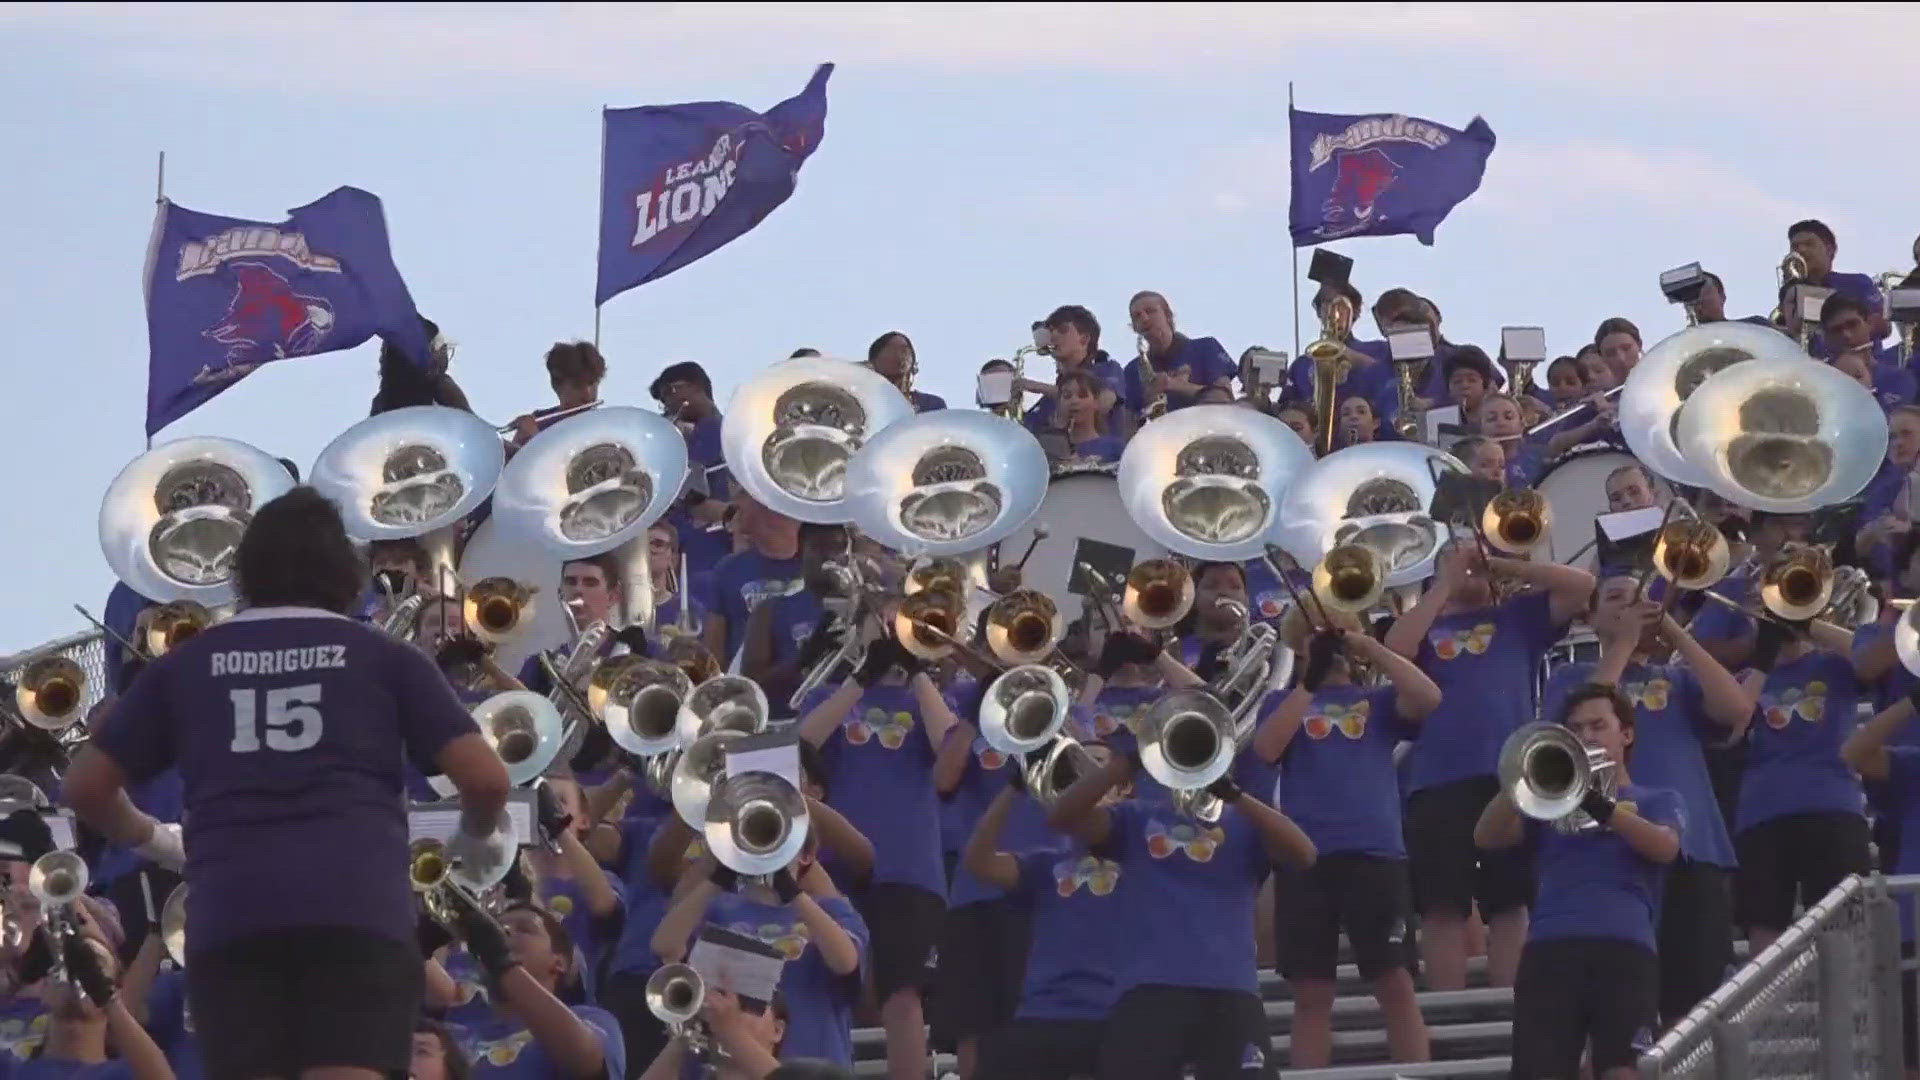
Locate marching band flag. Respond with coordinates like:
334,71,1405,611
595,64,833,307
143,186,428,435
1288,108,1496,247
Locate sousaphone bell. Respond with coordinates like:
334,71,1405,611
1619,322,1799,488
1674,357,1887,514
1119,405,1310,562
721,356,913,524
99,436,297,607
1273,442,1469,591
846,409,1048,555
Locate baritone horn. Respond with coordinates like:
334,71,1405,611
984,590,1064,666
1023,736,1091,809
703,771,810,877
1121,559,1195,629
1758,544,1835,622
1481,489,1550,555
464,577,537,645
15,656,85,731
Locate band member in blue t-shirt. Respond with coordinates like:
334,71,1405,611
1475,683,1684,1080
1124,290,1236,416
1049,745,1315,1079
63,487,513,1080
1841,685,1920,1072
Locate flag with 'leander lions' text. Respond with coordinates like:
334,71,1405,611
1288,108,1496,247
595,64,832,307
144,186,428,435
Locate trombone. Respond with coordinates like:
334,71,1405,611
1481,489,1552,556
141,601,215,658
1119,559,1196,630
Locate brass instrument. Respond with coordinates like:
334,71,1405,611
703,770,810,877
657,550,703,643
470,691,565,787
1392,359,1425,442
999,326,1054,421
1137,689,1238,821
896,587,969,662
1021,735,1091,809
1497,722,1617,835
1272,442,1467,591
1481,489,1551,555
1778,252,1815,349
381,593,426,641
1757,544,1834,622
160,884,188,968
719,356,914,524
409,836,500,931
1306,296,1357,455
28,850,87,909
463,577,536,645
673,674,770,747
1118,404,1309,562
1120,559,1195,630
16,656,85,731
789,559,872,710
978,664,1072,756
1209,621,1282,731
1779,251,1810,290
1822,566,1878,628
669,729,750,829
589,656,691,758
142,601,215,658
1649,519,1732,592
1617,322,1800,489
845,410,1050,556
1312,542,1386,615
646,963,706,1029
903,557,973,597
1140,334,1168,422
983,590,1064,666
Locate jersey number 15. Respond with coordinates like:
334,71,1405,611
229,684,324,753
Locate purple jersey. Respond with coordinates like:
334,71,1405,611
92,607,481,953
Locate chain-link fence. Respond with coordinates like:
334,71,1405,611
0,630,108,719
1637,873,1905,1080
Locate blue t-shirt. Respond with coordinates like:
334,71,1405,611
1011,842,1126,1021
146,967,203,1080
9,1061,132,1080
1736,651,1867,832
1087,685,1163,758
1275,685,1416,858
1878,746,1920,940
699,892,870,1066
910,390,948,413
762,591,828,670
1023,354,1129,435
0,997,49,1065
1855,621,1920,720
1526,783,1684,951
604,813,682,980
1102,796,1270,994
1541,662,1737,869
93,608,481,953
1063,435,1125,464
702,551,805,664
943,732,1059,908
664,414,733,584
1407,592,1563,792
1124,335,1237,414
458,1004,626,1080
1687,569,1757,645
539,866,626,1005
811,683,946,897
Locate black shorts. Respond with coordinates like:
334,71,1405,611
1272,853,1416,982
1405,775,1535,918
850,881,945,1002
978,1017,1104,1080
1509,937,1659,1079
1657,860,1734,1023
1099,985,1275,1080
600,968,672,1079
930,896,1032,1047
1734,811,1871,932
188,925,423,1080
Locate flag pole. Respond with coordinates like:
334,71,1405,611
148,150,168,450
155,151,166,204
594,105,606,352
1288,83,1301,360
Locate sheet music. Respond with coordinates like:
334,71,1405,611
407,790,536,845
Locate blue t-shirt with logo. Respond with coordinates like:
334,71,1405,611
1102,795,1271,994
1274,685,1415,858
944,732,1060,908
0,996,49,1066
1526,783,1684,951
1012,841,1127,1021
1124,335,1238,415
1541,662,1737,869
458,1004,626,1080
1737,651,1866,832
809,683,946,898
699,891,869,1066
703,551,805,664
1406,591,1563,792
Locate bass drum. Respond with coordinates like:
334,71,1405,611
994,463,1167,628
458,513,568,677
1537,447,1636,572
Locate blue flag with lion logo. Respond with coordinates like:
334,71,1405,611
596,64,832,307
143,186,428,435
1288,108,1496,247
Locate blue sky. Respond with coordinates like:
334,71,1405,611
2,2,1917,650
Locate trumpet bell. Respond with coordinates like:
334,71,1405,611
492,406,688,559
846,410,1049,556
674,675,771,747
310,406,505,543
1759,544,1835,622
1650,520,1731,591
1272,443,1468,588
984,590,1064,666
1482,489,1551,555
410,837,451,891
704,771,811,877
27,850,88,908
671,729,749,830
896,588,967,661
979,664,1071,755
1119,405,1310,561
160,885,188,968
1498,723,1604,823
646,963,706,1027
472,691,565,787
1312,543,1385,614
99,436,297,606
591,657,692,758
16,656,86,731
464,577,536,645
903,557,981,598
1121,559,1195,630
143,601,214,658
1675,357,1888,513
721,357,914,524
1024,736,1091,808
1619,322,1800,488
1136,690,1237,793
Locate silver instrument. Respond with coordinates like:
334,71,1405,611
408,833,514,931
160,884,188,968
646,962,706,1029
845,410,1049,556
1272,442,1468,590
1674,356,1887,514
720,356,913,525
670,729,750,830
590,656,693,758
1118,404,1309,562
1022,735,1092,809
1497,722,1617,835
675,675,770,747
1618,322,1800,489
28,849,87,984
704,771,810,877
429,691,565,795
788,557,874,711
978,664,1071,756
99,436,297,607
1136,690,1237,801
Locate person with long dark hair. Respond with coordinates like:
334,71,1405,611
867,332,945,413
370,317,471,415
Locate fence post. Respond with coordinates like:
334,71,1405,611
1869,890,1906,1080
1710,1016,1750,1080
1816,928,1857,1080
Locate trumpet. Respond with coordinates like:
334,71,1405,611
16,656,85,731
409,837,478,931
1307,295,1357,455
464,577,536,645
28,849,88,909
142,601,215,657
1121,559,1195,630
1498,723,1616,834
1482,489,1551,555
646,962,706,1029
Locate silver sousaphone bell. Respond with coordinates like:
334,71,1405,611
99,436,297,606
1618,321,1803,489
1675,356,1887,514
1272,442,1469,590
846,410,1048,556
1119,405,1310,562
704,770,811,877
721,356,913,524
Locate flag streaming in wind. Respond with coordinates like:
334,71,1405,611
1288,109,1496,247
595,64,833,307
143,186,428,435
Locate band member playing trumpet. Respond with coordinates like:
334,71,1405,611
638,990,789,1079
868,332,947,413
1124,291,1236,417
446,900,628,1079
1020,306,1129,438
1474,684,1683,1080
62,487,514,1080
507,342,607,449
1385,538,1593,991
1542,578,1755,1023
1252,622,1438,1069
20,922,173,1080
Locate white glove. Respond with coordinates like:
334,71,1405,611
445,818,511,885
134,822,186,873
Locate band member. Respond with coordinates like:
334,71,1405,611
638,991,788,1079
1604,464,1660,514
1692,271,1774,328
1593,317,1642,381
1125,291,1236,416
645,522,708,634
1840,687,1920,1074
1178,564,1252,675
1335,395,1381,447
651,361,733,587
20,924,173,1080
1785,219,1890,350
797,630,959,1080
448,900,628,1078
525,778,625,1006
1823,294,1916,409
742,523,839,715
868,332,946,412
1253,625,1436,1068
1040,370,1125,465
1020,306,1129,438
1274,403,1318,450
1735,612,1869,951
410,1019,472,1080
1049,746,1314,1080
651,837,866,1066
371,317,471,416
1543,356,1587,409
121,893,202,1080
703,492,804,667
1475,683,1683,1080
1543,579,1754,1021
61,486,513,1080
1385,538,1593,990
508,341,606,448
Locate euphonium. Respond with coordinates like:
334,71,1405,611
984,590,1063,666
1121,559,1195,629
1312,542,1385,615
1482,489,1551,555
1758,544,1835,622
1497,722,1616,834
16,656,85,731
142,601,215,658
464,577,537,645
979,665,1071,756
1649,519,1731,592
1306,296,1357,456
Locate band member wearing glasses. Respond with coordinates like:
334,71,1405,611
507,341,607,448
1475,683,1683,1080
869,332,947,413
1125,291,1235,417
62,487,513,1080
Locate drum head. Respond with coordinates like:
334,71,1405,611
459,514,568,676
997,468,1166,627
1537,450,1637,572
